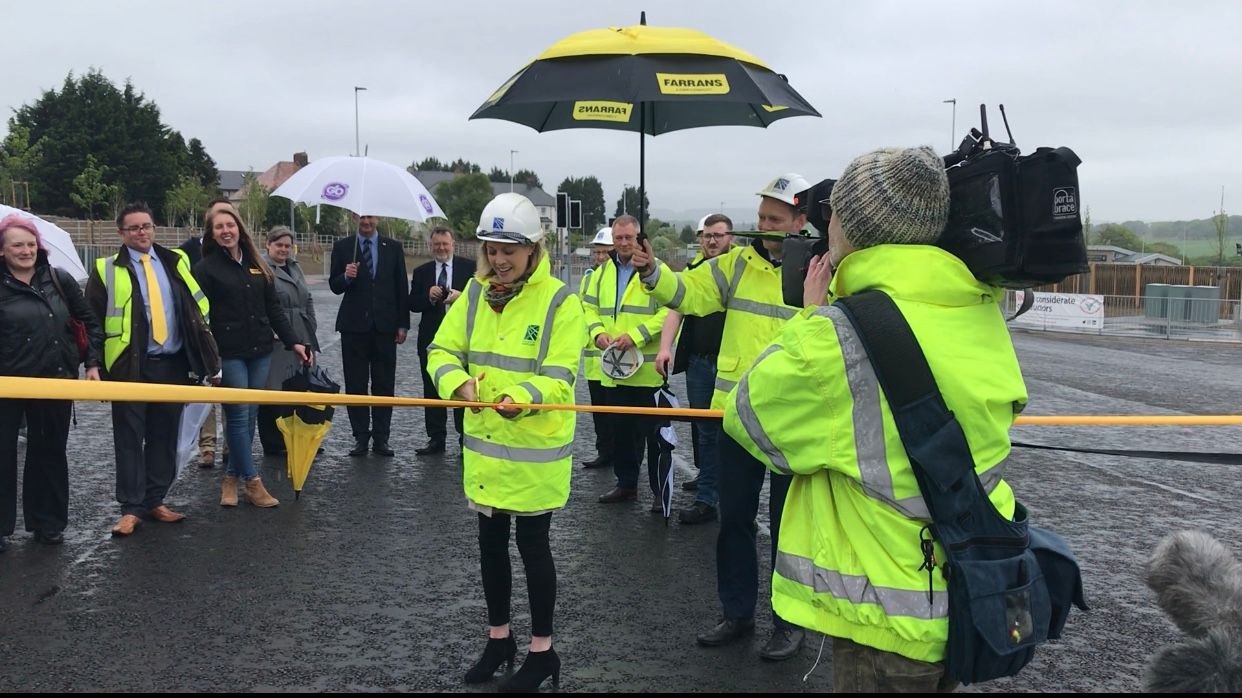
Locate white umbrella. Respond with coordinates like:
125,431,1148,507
270,155,447,221
0,204,89,280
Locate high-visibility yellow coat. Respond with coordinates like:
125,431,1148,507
427,254,586,512
581,254,669,388
723,245,1028,663
578,268,603,382
93,249,211,373
644,241,797,409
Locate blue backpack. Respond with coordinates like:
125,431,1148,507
835,290,1088,685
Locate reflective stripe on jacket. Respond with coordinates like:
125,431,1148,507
645,241,795,409
722,244,1029,663
426,254,586,512
578,269,602,382
95,249,209,372
581,255,669,387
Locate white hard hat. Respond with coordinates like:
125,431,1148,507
591,227,613,246
476,193,546,244
600,344,643,380
696,215,709,233
756,173,811,208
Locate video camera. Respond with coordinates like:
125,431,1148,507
938,104,1087,289
780,105,1088,307
780,178,835,308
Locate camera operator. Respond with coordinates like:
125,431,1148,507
722,146,1028,692
630,173,809,661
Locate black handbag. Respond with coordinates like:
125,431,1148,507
834,290,1087,684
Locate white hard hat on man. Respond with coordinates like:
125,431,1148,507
756,173,811,208
476,192,546,244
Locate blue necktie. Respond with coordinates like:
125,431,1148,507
360,238,374,278
436,262,448,290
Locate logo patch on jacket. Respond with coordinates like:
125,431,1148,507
523,324,540,343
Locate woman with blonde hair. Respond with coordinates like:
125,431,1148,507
428,193,585,692
193,209,309,508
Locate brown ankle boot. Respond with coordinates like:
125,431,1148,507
220,476,239,507
244,478,279,508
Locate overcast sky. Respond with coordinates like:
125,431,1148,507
6,0,1241,223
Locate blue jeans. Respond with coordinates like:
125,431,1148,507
221,355,272,480
685,354,720,507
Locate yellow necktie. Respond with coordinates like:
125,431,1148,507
141,254,168,345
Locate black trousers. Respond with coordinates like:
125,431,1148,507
585,379,615,457
716,432,792,623
256,405,284,452
478,512,556,637
418,346,462,444
602,384,660,492
341,331,397,442
0,399,71,536
111,353,188,517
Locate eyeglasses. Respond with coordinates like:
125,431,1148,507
121,223,155,234
698,233,729,242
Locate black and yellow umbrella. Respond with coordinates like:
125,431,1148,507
275,364,340,500
469,15,820,224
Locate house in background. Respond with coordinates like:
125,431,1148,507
220,152,309,205
410,170,557,238
1087,244,1181,266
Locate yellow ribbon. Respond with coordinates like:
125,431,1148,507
1,377,1240,427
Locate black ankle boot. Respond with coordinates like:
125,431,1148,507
463,635,517,684
499,647,560,692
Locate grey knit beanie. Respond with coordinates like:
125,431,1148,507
829,146,950,250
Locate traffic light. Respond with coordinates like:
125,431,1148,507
570,200,582,230
556,192,570,228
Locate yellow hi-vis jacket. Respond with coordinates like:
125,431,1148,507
581,254,669,388
579,269,603,382
723,245,1028,663
643,240,796,409
94,249,210,372
427,254,586,513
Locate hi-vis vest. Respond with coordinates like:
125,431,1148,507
426,254,586,512
579,269,603,382
95,250,209,372
581,256,669,388
645,242,795,409
722,245,1028,663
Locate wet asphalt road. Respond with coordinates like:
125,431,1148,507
2,278,1240,692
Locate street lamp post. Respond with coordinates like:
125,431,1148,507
509,149,518,192
354,86,368,157
943,98,956,150
622,184,628,215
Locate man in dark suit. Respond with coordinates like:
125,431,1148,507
329,214,410,457
86,202,220,537
408,225,476,455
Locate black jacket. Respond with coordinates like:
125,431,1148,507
408,255,476,350
193,248,301,360
85,243,220,382
672,254,726,375
328,234,410,334
177,236,204,266
0,255,104,377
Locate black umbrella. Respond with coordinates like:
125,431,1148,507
469,13,821,227
653,383,680,525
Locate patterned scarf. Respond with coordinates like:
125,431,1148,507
485,278,527,311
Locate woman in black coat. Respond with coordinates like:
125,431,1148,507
0,213,104,551
193,209,308,509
